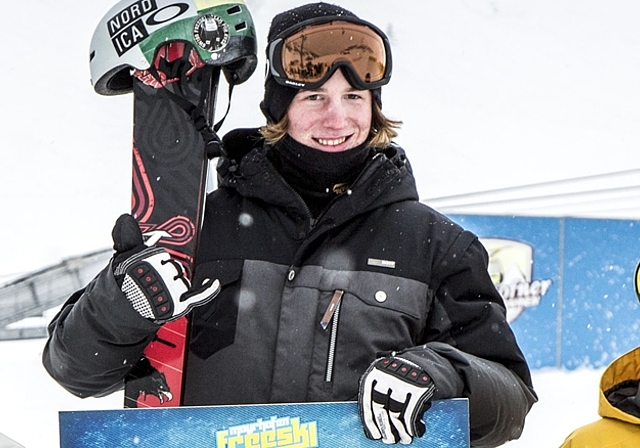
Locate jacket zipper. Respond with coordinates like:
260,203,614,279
321,290,344,383
269,167,314,224
313,152,385,228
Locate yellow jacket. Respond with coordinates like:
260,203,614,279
560,347,640,447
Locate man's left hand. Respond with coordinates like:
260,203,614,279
358,356,436,444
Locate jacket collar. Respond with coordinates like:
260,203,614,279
217,131,419,226
598,346,640,424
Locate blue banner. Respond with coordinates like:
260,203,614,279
451,215,640,369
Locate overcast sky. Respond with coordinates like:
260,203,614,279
1,0,638,279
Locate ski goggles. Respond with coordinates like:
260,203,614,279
267,17,392,90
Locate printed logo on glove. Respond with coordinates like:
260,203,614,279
359,356,436,445
115,247,220,324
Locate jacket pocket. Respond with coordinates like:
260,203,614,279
312,271,430,401
190,259,244,359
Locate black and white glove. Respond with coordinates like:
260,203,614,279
359,356,436,445
111,214,220,324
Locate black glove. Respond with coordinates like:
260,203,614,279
359,356,436,444
111,214,220,324
112,213,147,270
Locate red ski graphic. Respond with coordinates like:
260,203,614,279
123,43,210,408
88,0,257,409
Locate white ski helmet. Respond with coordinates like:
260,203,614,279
90,0,257,95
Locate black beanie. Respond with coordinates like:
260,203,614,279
260,2,383,124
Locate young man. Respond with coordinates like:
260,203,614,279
44,3,537,446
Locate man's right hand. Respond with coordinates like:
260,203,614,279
111,214,220,324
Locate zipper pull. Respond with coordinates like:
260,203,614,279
320,290,344,330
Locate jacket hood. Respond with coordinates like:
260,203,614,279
217,128,419,223
598,346,640,424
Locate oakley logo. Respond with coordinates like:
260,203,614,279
284,79,306,88
107,1,190,56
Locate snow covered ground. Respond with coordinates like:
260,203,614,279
0,338,603,447
1,0,638,446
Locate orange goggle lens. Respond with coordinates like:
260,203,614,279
276,20,390,88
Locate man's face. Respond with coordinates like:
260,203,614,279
286,70,372,152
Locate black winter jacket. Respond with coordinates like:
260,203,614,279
43,137,537,447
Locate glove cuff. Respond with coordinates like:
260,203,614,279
119,248,177,322
375,356,435,389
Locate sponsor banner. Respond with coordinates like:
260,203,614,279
451,215,640,369
59,400,469,448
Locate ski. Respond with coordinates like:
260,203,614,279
89,0,257,408
123,43,215,408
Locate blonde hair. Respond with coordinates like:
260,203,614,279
260,102,402,149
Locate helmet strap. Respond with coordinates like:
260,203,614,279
146,50,231,159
